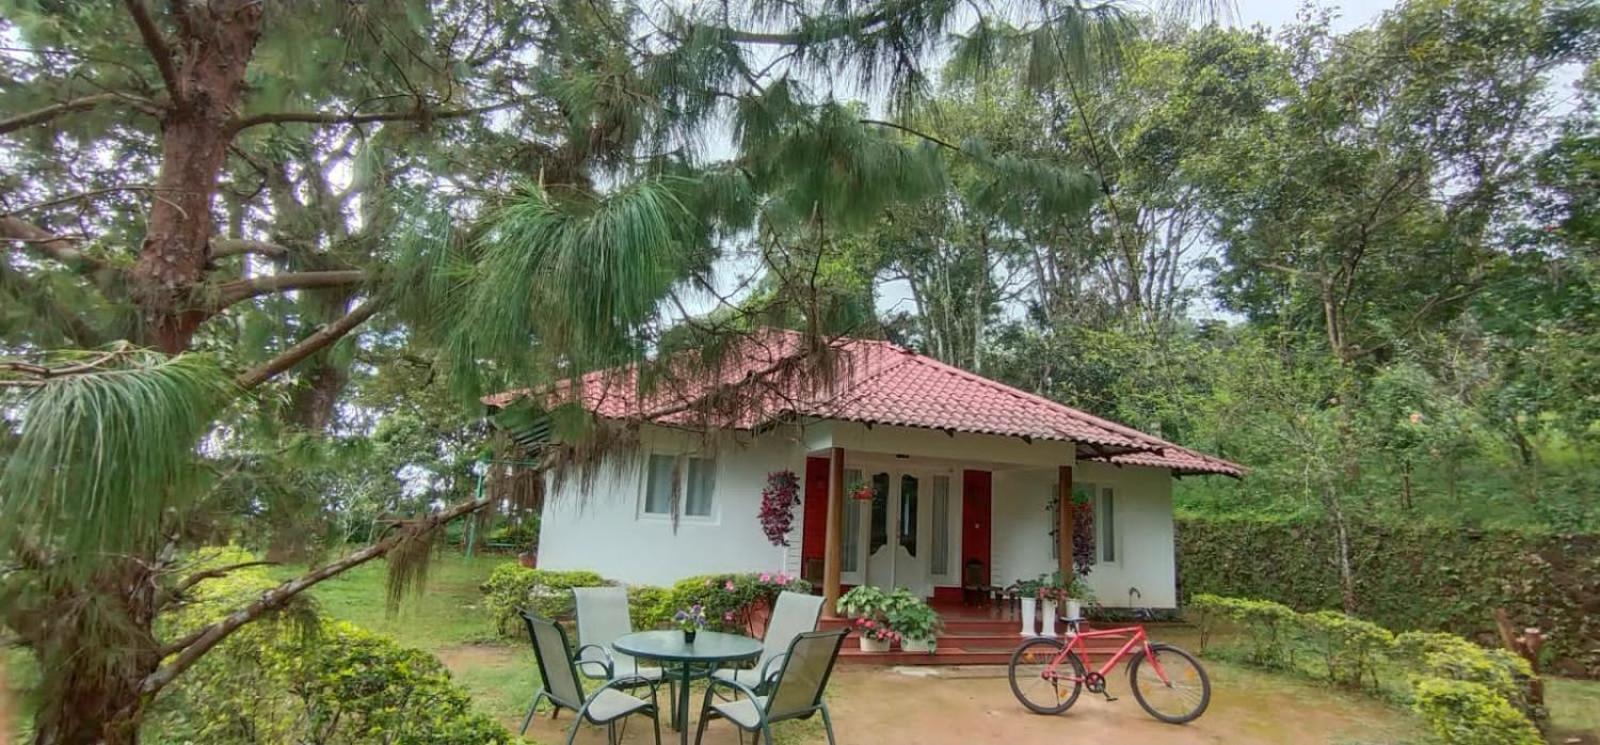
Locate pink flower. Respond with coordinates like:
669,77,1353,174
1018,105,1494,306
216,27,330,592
776,573,789,585
864,620,875,628
725,580,736,591
724,611,735,621
759,573,771,583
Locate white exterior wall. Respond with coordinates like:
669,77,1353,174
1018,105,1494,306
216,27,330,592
989,462,1177,609
537,425,805,586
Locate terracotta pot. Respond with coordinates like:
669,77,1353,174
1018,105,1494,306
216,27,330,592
859,636,890,653
748,599,772,638
518,551,537,568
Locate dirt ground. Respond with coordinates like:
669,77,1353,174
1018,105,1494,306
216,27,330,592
516,661,1421,745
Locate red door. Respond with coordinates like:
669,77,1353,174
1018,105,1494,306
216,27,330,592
962,469,992,585
800,457,831,577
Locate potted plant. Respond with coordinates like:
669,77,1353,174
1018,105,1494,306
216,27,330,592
838,586,893,651
1065,573,1094,623
1013,577,1042,637
1035,572,1073,638
853,618,899,652
673,604,707,644
888,596,943,653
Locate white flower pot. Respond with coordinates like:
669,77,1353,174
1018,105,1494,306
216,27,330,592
1040,598,1059,638
859,636,890,653
1065,599,1082,624
1019,597,1037,637
903,637,935,653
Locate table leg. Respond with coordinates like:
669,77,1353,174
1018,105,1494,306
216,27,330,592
677,664,693,745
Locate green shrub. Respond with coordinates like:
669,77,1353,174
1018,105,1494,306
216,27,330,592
1195,595,1298,667
1394,631,1542,724
1411,677,1542,745
478,563,610,636
629,585,674,630
1300,610,1394,689
149,553,510,744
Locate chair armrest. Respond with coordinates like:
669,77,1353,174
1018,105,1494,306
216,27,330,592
574,643,615,679
757,652,789,689
706,675,763,705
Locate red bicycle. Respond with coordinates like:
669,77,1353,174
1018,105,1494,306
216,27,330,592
1007,624,1211,724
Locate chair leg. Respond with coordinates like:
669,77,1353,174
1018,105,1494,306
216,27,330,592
563,716,583,745
652,707,663,745
693,685,718,745
522,690,548,735
820,702,838,745
607,721,616,745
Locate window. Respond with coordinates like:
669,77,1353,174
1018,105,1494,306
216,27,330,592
643,454,676,515
930,475,950,575
899,474,919,557
868,472,889,554
685,457,716,517
642,454,716,518
1098,488,1115,563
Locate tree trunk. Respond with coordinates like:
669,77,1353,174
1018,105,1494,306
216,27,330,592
127,2,265,353
1400,459,1413,511
30,562,162,745
1324,486,1359,614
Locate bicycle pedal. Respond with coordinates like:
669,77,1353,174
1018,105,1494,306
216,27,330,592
1102,694,1119,702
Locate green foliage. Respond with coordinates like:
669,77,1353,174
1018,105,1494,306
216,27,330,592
1411,678,1543,745
150,554,509,743
836,586,891,620
1178,519,1600,678
477,564,611,636
1191,594,1545,743
628,585,675,631
0,351,235,559
885,594,943,641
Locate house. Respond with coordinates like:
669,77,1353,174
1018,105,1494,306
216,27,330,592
484,329,1241,615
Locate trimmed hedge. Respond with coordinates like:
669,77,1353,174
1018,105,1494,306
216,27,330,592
1190,594,1543,745
1176,517,1600,678
478,565,610,636
478,563,814,639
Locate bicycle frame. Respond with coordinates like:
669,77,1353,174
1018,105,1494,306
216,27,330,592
1042,626,1172,686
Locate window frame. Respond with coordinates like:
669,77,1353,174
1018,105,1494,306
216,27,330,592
639,452,719,522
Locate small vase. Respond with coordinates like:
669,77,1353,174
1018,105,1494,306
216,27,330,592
1019,597,1037,637
1040,598,1058,638
683,629,697,644
1065,599,1081,624
860,636,889,653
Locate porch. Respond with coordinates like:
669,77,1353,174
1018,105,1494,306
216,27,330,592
820,599,1146,666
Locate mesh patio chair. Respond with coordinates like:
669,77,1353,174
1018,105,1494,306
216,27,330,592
519,610,663,745
573,587,672,710
693,629,848,745
710,590,823,695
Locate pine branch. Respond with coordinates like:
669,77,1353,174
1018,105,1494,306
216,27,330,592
0,93,152,136
0,216,102,271
210,238,290,260
121,0,184,102
141,495,492,698
235,298,382,390
214,270,366,308
228,101,511,133
170,560,280,597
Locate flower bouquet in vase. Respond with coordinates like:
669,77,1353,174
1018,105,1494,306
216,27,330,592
673,604,707,644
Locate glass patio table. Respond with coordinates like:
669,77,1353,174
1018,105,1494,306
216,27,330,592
613,629,762,744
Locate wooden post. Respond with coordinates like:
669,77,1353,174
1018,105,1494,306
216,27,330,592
1058,466,1073,580
823,447,845,617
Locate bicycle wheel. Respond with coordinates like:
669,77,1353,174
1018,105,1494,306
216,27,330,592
1128,643,1211,724
1008,637,1085,715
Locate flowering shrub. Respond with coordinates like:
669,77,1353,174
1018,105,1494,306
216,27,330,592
758,470,802,546
661,572,813,634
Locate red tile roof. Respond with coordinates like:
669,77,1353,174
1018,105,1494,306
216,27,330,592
484,329,1242,477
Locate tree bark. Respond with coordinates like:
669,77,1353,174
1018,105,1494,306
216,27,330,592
127,1,264,353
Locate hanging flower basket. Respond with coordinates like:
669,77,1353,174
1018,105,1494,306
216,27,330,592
758,470,801,546
849,479,875,501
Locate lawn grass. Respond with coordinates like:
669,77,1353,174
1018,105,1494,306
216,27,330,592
1548,676,1600,740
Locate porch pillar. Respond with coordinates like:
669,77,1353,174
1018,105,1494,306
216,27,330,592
822,447,845,617
1058,465,1074,580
